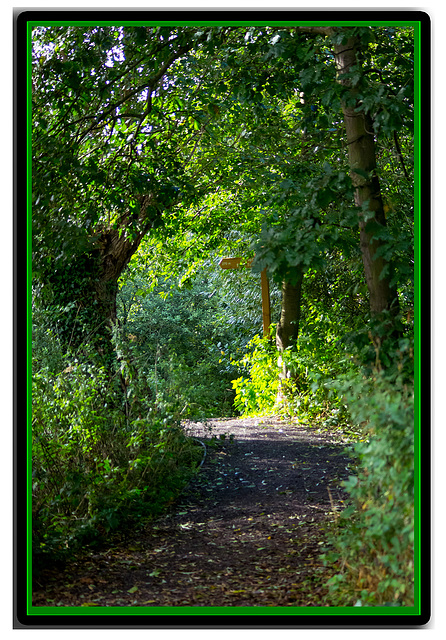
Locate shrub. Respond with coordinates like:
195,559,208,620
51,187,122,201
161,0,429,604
32,351,203,570
231,333,279,416
231,326,351,430
322,367,415,606
117,275,241,419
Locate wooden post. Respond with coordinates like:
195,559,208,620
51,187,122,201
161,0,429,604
219,257,271,337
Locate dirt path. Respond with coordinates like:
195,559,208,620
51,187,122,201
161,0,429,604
32,416,353,607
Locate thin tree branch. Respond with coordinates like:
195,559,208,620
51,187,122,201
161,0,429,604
393,130,410,181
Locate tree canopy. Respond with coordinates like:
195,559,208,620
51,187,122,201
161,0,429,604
32,24,414,343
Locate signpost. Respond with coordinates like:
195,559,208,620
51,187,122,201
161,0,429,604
219,257,271,337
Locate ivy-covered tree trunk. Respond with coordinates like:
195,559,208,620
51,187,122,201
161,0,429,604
45,195,161,359
334,34,399,318
94,194,159,328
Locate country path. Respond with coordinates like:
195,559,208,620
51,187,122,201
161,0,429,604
32,416,353,607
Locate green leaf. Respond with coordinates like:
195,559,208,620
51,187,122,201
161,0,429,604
127,586,139,593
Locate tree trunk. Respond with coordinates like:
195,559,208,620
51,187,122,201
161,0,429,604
276,271,304,352
49,194,161,360
88,194,161,361
95,194,159,323
334,35,399,318
275,269,304,400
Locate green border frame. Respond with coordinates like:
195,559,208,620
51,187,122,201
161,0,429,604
21,11,430,626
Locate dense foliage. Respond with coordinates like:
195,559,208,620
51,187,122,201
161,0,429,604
32,318,204,570
31,22,416,606
323,367,414,606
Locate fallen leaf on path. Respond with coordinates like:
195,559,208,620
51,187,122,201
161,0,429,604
127,586,139,593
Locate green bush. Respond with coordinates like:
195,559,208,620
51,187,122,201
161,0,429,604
32,302,65,374
279,332,352,424
322,367,414,606
117,275,241,418
150,354,236,419
32,349,203,570
231,333,279,416
231,325,352,430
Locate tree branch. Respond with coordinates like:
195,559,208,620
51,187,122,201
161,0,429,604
294,26,334,36
393,130,410,181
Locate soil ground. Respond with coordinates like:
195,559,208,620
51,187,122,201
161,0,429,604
32,415,354,608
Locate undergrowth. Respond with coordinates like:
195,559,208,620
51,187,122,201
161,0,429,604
32,326,204,572
321,368,414,607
